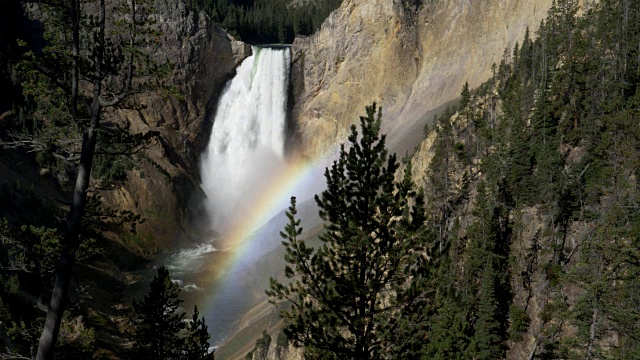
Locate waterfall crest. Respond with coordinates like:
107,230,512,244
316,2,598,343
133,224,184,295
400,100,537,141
200,46,291,233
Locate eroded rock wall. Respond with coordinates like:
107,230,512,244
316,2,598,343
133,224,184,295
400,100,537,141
100,0,250,252
291,0,553,157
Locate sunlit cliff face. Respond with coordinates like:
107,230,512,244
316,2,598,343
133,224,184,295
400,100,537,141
291,0,554,158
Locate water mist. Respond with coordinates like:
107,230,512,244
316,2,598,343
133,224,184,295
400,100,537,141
200,47,291,234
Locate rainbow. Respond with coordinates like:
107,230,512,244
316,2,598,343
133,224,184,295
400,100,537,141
211,154,321,277
194,151,335,342
184,45,343,346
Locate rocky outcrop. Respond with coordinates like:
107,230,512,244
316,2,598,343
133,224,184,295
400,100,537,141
100,0,251,251
263,332,304,360
291,0,553,158
244,330,303,360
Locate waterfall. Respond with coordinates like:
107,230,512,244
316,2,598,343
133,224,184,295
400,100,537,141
181,46,325,347
200,46,291,233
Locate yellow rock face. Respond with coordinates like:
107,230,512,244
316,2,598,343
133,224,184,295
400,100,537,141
291,0,554,158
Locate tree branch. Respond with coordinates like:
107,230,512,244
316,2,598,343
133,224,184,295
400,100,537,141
32,65,72,96
22,0,69,10
99,0,135,108
0,352,32,360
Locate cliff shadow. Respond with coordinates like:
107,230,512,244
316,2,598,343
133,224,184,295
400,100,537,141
284,47,305,158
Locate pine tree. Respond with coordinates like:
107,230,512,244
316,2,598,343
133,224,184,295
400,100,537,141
473,261,503,360
0,0,167,357
430,110,457,247
461,81,471,109
422,299,471,360
460,82,474,174
268,103,432,359
183,305,213,360
131,266,186,360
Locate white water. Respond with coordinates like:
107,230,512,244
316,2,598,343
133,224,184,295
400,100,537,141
200,46,291,233
167,45,327,347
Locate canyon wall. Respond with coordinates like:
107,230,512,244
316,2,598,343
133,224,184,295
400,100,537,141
98,0,557,252
221,1,559,357
100,0,250,251
291,0,554,157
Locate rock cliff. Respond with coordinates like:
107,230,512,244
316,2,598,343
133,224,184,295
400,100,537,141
99,0,251,251
291,0,553,158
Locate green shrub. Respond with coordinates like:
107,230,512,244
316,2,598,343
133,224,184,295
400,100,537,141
509,305,530,341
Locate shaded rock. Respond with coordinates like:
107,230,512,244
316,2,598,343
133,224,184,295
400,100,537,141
99,0,251,251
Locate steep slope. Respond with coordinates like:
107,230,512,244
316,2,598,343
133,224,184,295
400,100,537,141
407,1,640,357
291,0,553,157
98,0,251,251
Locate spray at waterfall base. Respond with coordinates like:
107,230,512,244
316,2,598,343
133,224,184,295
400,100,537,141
171,46,327,345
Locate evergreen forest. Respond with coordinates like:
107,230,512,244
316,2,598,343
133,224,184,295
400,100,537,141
187,0,343,44
418,1,640,356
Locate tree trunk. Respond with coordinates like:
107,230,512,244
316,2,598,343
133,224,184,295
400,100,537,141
586,306,598,360
34,247,74,360
35,0,104,357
